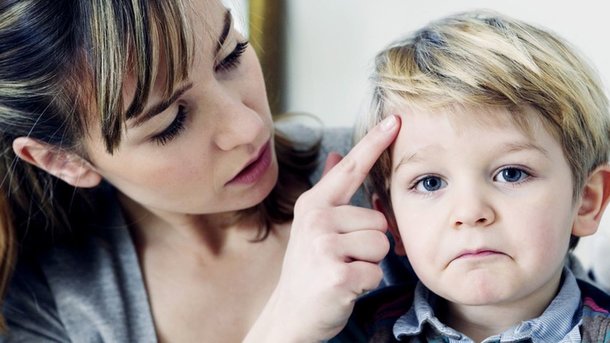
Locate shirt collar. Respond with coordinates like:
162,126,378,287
393,267,583,342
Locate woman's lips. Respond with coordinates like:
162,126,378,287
226,142,272,185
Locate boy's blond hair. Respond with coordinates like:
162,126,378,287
358,10,610,237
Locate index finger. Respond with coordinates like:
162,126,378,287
315,115,401,205
321,152,343,176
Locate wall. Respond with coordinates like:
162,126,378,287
285,1,610,129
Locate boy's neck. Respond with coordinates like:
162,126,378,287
438,271,563,342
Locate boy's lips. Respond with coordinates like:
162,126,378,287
452,248,506,262
226,141,272,185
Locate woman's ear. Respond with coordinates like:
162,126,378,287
572,165,610,237
12,137,102,188
372,193,406,256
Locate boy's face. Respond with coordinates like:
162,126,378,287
388,105,578,309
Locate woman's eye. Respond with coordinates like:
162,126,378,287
495,167,529,183
215,41,249,72
414,176,446,192
151,106,188,146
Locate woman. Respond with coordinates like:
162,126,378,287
0,0,404,341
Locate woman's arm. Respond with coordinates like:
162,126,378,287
244,115,400,342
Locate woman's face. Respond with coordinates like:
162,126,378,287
84,0,278,215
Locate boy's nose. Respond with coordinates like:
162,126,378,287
450,190,495,229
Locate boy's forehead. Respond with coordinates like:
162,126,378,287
388,104,553,166
390,104,540,138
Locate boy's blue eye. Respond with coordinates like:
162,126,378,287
151,105,188,146
415,176,446,192
215,41,248,72
495,167,528,183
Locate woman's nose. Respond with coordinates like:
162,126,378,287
213,96,266,151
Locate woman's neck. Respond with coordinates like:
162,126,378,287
118,192,271,258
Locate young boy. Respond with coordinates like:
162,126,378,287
333,10,610,342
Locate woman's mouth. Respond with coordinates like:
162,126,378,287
226,141,272,185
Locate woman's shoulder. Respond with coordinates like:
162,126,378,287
2,190,156,341
1,256,68,341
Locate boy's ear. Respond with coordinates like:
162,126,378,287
372,193,406,256
572,165,610,237
12,137,102,188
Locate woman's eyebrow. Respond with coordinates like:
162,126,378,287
216,9,232,55
128,11,231,128
130,82,194,128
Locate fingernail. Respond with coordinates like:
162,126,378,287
380,115,397,131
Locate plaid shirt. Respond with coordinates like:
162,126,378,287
332,268,610,343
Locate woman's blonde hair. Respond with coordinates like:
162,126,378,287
358,10,610,244
0,0,317,327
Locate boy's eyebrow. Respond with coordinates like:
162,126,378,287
394,146,443,173
501,141,549,157
130,82,194,128
393,141,549,173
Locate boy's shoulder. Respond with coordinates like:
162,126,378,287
578,278,610,342
331,282,416,343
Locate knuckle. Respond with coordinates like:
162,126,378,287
313,233,338,256
369,265,384,285
335,156,367,179
374,264,383,279
361,264,383,291
372,231,390,255
294,191,314,213
305,208,332,227
295,205,332,230
336,155,357,173
373,211,388,230
329,264,352,288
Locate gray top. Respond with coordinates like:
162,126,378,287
2,126,409,342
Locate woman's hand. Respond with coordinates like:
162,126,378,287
245,115,401,342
